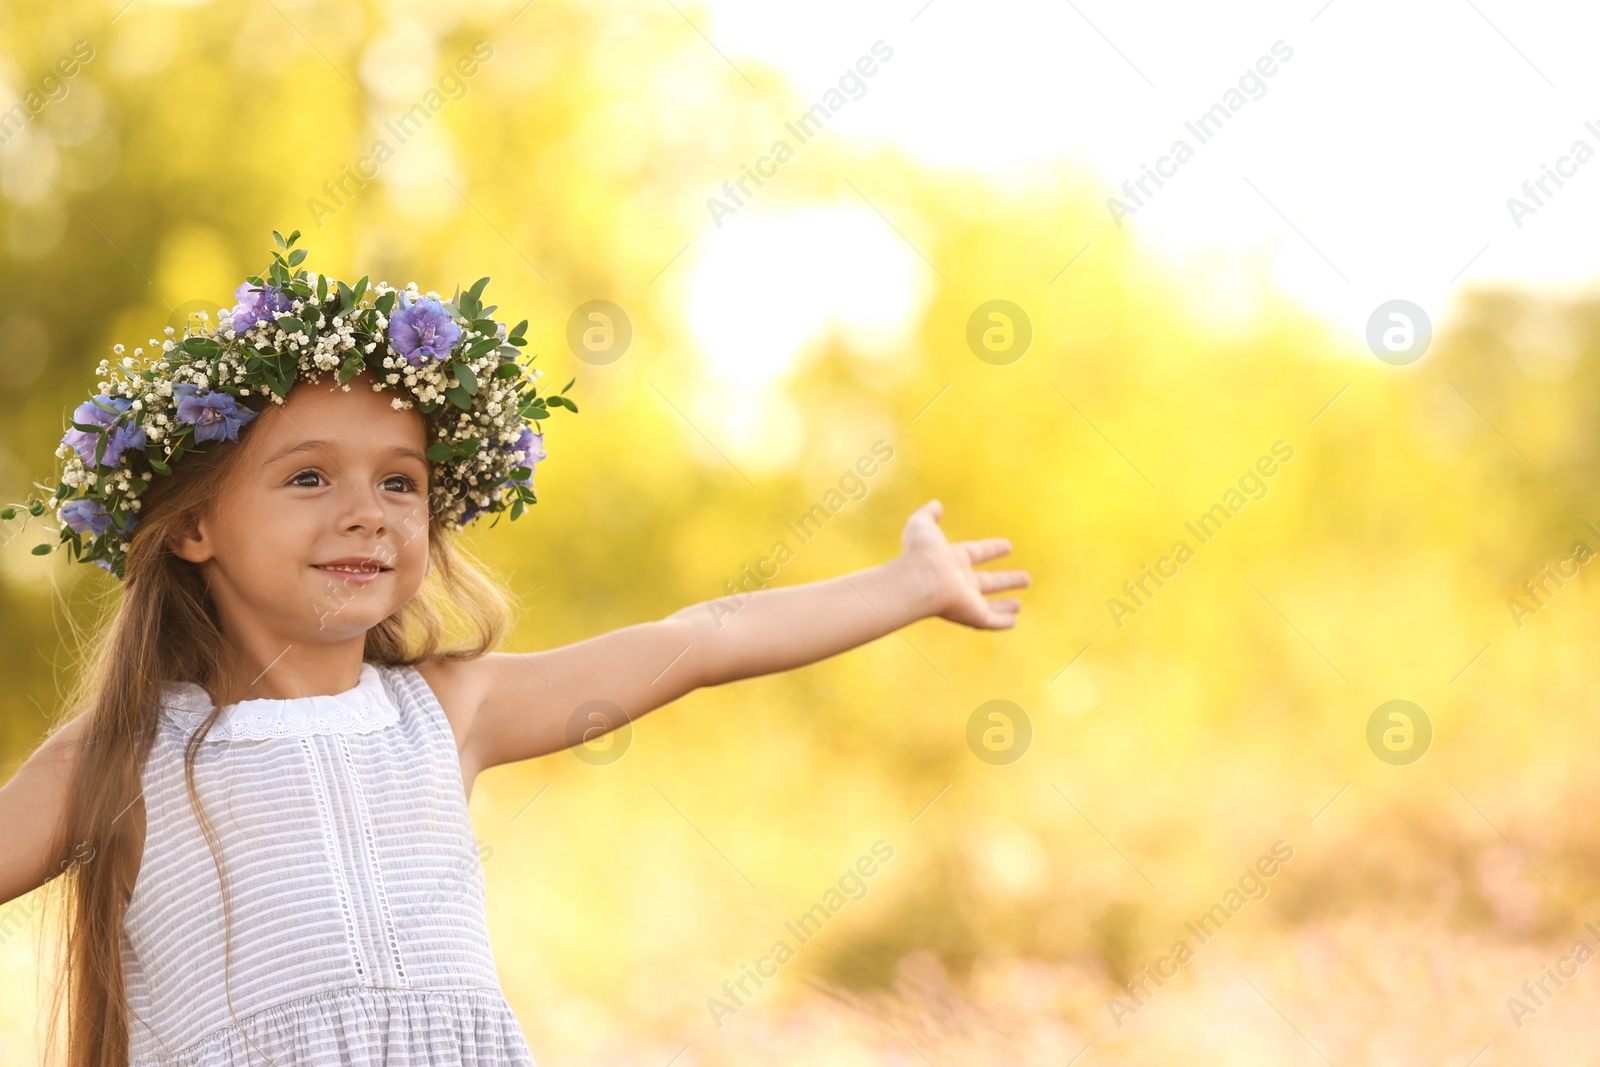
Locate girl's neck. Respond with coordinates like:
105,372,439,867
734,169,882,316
207,650,369,706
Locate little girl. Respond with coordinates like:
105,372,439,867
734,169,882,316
0,232,1028,1067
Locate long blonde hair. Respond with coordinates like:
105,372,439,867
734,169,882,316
38,389,513,1067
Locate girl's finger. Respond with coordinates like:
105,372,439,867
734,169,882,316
975,569,1029,593
962,537,1013,565
983,601,1020,628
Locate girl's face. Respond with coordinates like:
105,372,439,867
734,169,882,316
169,370,432,646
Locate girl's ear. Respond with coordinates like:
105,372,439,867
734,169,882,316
166,516,214,564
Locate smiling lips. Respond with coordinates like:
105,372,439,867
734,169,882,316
311,556,393,583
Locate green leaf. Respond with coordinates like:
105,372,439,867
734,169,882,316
337,280,355,311
317,273,328,302
31,543,52,556
275,315,305,334
468,276,491,303
509,466,532,481
337,354,365,383
508,319,528,340
470,318,498,335
510,500,524,520
547,395,577,412
272,230,288,249
148,456,171,475
562,377,576,393
28,499,45,516
424,442,457,462
494,362,522,379
375,291,396,315
444,386,473,410
455,362,478,395
353,275,370,303
287,248,308,266
0,507,13,520
456,437,481,456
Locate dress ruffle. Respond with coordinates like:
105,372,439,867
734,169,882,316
130,986,537,1067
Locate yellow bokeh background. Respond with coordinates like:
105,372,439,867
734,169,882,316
4,2,1600,1063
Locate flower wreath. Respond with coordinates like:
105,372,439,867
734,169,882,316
6,229,578,580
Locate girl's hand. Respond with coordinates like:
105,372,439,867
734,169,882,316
900,499,1029,629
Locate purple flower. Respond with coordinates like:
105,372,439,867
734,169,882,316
452,428,546,527
229,280,293,333
387,295,462,365
173,384,258,443
60,498,111,538
509,427,545,488
62,395,147,467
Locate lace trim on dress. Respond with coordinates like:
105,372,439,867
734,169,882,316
338,731,411,986
159,662,398,741
298,735,369,983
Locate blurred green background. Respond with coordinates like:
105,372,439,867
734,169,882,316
4,1,1600,1064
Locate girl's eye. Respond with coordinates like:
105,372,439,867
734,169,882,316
287,470,419,492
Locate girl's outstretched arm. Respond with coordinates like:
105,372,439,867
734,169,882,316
429,499,1027,776
669,498,1027,686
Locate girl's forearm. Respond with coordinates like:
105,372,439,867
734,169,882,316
670,555,941,688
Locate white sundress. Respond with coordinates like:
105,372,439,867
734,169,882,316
120,661,538,1066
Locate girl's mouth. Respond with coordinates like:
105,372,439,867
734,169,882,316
311,560,393,584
